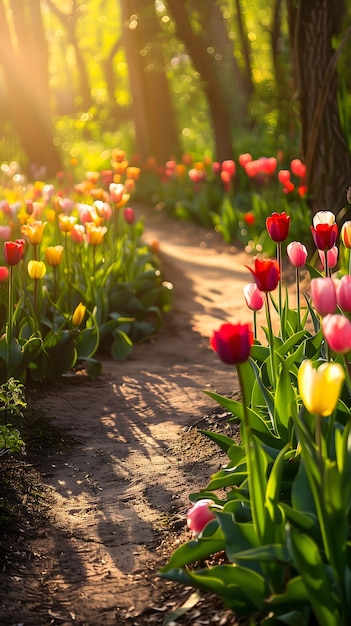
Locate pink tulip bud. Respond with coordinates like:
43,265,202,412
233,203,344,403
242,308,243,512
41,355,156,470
336,275,351,312
243,283,265,311
310,277,337,317
123,207,135,224
318,245,338,270
287,241,308,268
186,499,216,536
322,314,351,354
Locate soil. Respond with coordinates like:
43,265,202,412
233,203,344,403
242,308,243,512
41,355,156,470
0,207,301,626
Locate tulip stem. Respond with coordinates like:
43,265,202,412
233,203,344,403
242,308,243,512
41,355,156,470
6,265,13,374
296,267,301,329
277,241,283,337
265,293,277,390
253,310,257,340
324,250,329,278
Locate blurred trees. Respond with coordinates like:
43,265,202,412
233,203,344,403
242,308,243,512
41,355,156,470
0,0,62,175
0,0,349,215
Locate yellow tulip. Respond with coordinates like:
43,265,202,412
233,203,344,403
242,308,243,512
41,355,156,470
21,220,47,244
72,302,86,326
28,260,46,280
45,245,63,267
298,360,345,417
58,214,77,233
85,223,107,245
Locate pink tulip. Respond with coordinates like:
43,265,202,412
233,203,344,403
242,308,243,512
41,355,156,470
322,314,351,354
336,275,351,312
287,241,308,268
310,277,337,316
123,207,135,224
187,499,216,536
318,245,338,270
243,283,264,311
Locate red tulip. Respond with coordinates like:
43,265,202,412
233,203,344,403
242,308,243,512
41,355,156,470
266,212,290,242
287,241,308,268
4,240,25,266
0,266,9,282
123,207,135,224
210,322,253,365
311,223,338,251
310,277,337,316
246,258,280,292
322,314,351,354
311,211,338,251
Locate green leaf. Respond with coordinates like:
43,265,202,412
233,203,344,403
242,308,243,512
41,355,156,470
286,526,340,626
274,361,297,440
198,429,235,453
110,330,133,360
160,530,225,572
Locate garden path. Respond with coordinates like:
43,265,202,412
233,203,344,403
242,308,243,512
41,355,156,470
1,207,278,625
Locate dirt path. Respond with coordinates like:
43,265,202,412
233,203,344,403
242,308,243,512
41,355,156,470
0,208,270,625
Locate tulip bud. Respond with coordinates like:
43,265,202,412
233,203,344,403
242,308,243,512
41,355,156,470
310,277,337,316
287,241,308,268
298,359,345,417
243,283,264,311
28,260,46,280
72,303,86,326
322,314,351,354
187,499,216,536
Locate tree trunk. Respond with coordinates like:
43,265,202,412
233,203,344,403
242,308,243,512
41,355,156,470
288,0,351,216
167,0,234,161
120,0,181,164
0,0,62,176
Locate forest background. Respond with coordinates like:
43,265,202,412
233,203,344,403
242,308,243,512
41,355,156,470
0,0,350,218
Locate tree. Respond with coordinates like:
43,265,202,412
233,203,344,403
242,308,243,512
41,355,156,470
0,0,62,175
287,0,351,216
166,0,234,161
120,0,181,164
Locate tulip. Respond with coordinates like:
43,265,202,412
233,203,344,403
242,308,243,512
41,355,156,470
318,246,338,272
221,160,236,177
210,322,253,365
336,275,351,312
341,221,351,249
266,212,290,242
45,245,63,267
290,158,306,179
310,277,337,317
72,302,86,326
123,207,135,225
0,266,9,282
186,499,216,536
311,222,338,253
238,153,252,168
85,223,107,246
322,314,351,354
313,211,336,227
287,241,308,328
0,226,12,241
58,214,77,233
70,224,85,244
243,283,264,311
298,359,345,417
287,241,308,268
4,240,25,266
246,258,280,292
21,220,47,245
109,182,125,204
27,260,46,280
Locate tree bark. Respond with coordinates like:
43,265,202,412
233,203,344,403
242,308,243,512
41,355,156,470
120,0,181,163
288,0,351,216
166,0,234,161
